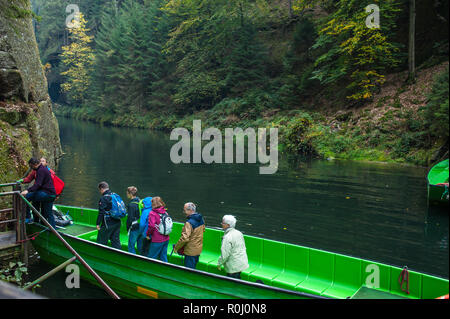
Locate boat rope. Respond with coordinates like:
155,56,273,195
16,227,49,244
398,266,410,295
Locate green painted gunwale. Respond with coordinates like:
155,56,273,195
27,204,449,299
427,159,449,205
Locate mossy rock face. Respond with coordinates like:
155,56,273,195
0,69,25,101
0,0,62,184
0,108,22,125
0,120,31,183
0,0,49,103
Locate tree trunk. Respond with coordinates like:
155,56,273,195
407,0,416,83
288,0,293,18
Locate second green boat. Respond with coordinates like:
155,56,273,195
427,159,449,206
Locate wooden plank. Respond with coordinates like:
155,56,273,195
0,280,44,299
0,219,17,225
0,231,16,249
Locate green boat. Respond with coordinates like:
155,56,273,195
427,159,449,205
26,204,449,299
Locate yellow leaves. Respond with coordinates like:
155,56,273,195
60,12,94,102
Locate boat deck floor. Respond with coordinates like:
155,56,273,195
57,224,97,237
351,287,408,299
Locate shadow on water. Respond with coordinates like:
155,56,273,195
51,117,448,289
26,259,110,299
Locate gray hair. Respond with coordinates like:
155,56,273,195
222,215,236,228
185,202,196,212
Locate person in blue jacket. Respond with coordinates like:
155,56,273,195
138,196,153,256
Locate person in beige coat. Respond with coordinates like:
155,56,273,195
217,215,249,279
174,202,205,269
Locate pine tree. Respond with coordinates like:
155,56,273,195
89,0,169,114
163,0,269,111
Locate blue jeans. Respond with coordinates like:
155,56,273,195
25,191,56,229
128,229,142,254
184,255,200,269
147,240,169,262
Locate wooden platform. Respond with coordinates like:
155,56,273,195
0,231,20,267
0,231,17,250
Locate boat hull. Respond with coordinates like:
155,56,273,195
427,159,449,206
428,183,449,205
26,204,449,299
26,223,314,299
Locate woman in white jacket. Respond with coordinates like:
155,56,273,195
217,215,249,279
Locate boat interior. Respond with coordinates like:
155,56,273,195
52,205,448,299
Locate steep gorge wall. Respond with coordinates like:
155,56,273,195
0,0,62,183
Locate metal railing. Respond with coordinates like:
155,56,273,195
0,182,120,299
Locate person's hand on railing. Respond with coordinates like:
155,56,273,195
20,190,28,196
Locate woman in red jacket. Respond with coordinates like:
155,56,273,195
146,197,170,262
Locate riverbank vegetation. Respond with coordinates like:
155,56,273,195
32,0,449,166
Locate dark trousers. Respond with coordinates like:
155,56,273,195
25,191,56,229
139,236,151,256
147,240,169,262
184,255,200,269
227,272,241,279
97,218,122,250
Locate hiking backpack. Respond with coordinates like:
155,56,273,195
107,193,127,219
157,212,173,236
50,171,65,196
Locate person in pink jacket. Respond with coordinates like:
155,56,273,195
146,197,170,262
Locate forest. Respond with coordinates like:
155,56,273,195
31,0,449,165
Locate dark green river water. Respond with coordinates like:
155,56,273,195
28,116,448,298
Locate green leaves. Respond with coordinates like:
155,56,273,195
0,261,31,288
88,0,169,113
60,13,95,105
425,66,449,140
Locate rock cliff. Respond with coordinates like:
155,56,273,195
0,0,62,182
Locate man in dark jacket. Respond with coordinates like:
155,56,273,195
125,186,141,254
20,158,56,229
96,181,121,250
174,202,205,269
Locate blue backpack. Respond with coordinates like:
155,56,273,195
138,197,153,237
106,193,127,219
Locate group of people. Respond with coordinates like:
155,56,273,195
19,156,250,279
96,182,249,279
